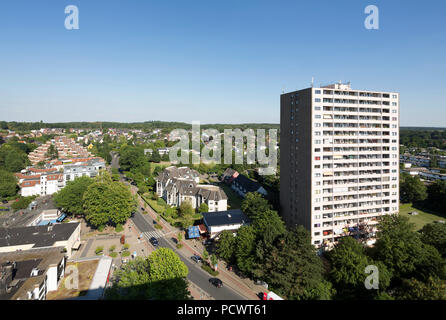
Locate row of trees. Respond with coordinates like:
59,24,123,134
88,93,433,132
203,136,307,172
53,172,136,229
215,192,446,300
216,193,332,299
0,137,35,199
400,172,446,213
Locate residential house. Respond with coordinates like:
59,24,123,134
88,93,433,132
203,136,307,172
231,174,267,198
202,209,250,239
156,166,227,211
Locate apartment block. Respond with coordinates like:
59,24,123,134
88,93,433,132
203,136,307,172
280,83,399,248
28,136,92,165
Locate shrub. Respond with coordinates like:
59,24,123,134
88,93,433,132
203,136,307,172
115,224,123,232
201,263,219,276
154,224,163,230
109,252,118,258
176,243,183,249
97,225,105,232
121,251,130,257
95,246,104,255
123,243,130,250
109,245,116,252
11,196,36,211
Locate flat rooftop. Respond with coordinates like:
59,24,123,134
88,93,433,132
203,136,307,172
0,222,80,249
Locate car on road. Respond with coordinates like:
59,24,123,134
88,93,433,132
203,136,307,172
140,207,145,211
149,237,159,247
2,200,8,204
191,255,202,263
209,278,223,288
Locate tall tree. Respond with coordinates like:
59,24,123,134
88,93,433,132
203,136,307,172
234,225,257,276
426,180,446,213
83,173,136,228
263,226,329,300
53,176,94,215
106,249,191,300
399,173,427,203
216,230,237,263
328,237,391,299
0,170,18,198
420,222,446,257
372,215,444,281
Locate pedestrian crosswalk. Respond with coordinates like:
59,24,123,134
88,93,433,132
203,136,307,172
142,230,164,241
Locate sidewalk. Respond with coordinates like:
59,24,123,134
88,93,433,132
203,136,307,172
134,189,264,300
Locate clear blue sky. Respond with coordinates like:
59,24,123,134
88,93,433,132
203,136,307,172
0,0,445,126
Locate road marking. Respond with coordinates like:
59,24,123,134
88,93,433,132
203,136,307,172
143,230,164,240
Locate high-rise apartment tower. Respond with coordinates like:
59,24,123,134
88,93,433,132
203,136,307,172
280,82,399,248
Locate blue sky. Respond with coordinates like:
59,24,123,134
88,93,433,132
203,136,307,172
0,0,445,126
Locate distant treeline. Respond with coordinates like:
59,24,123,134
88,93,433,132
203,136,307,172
0,121,279,132
400,129,446,149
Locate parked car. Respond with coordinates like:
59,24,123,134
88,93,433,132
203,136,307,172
209,278,223,288
149,237,159,247
191,255,202,263
2,200,8,204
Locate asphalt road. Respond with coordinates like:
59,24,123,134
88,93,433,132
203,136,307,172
110,151,246,300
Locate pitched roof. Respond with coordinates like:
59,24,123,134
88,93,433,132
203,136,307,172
233,174,262,193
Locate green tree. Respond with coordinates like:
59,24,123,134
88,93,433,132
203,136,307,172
393,277,446,300
45,144,59,160
216,230,236,263
83,173,136,228
202,249,209,262
399,173,427,203
179,200,194,217
53,176,94,215
119,145,146,172
426,180,446,212
234,225,257,276
328,237,391,299
262,226,328,300
11,196,36,211
0,145,29,172
107,249,191,300
372,215,444,281
0,170,17,198
420,222,446,257
198,202,209,213
151,150,161,163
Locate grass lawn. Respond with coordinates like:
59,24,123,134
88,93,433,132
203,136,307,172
399,203,446,230
150,161,171,174
218,182,242,209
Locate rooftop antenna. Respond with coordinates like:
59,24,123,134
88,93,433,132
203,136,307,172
281,86,285,94
311,77,314,88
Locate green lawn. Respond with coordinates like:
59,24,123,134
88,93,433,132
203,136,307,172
150,161,171,174
218,182,242,209
399,203,446,230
